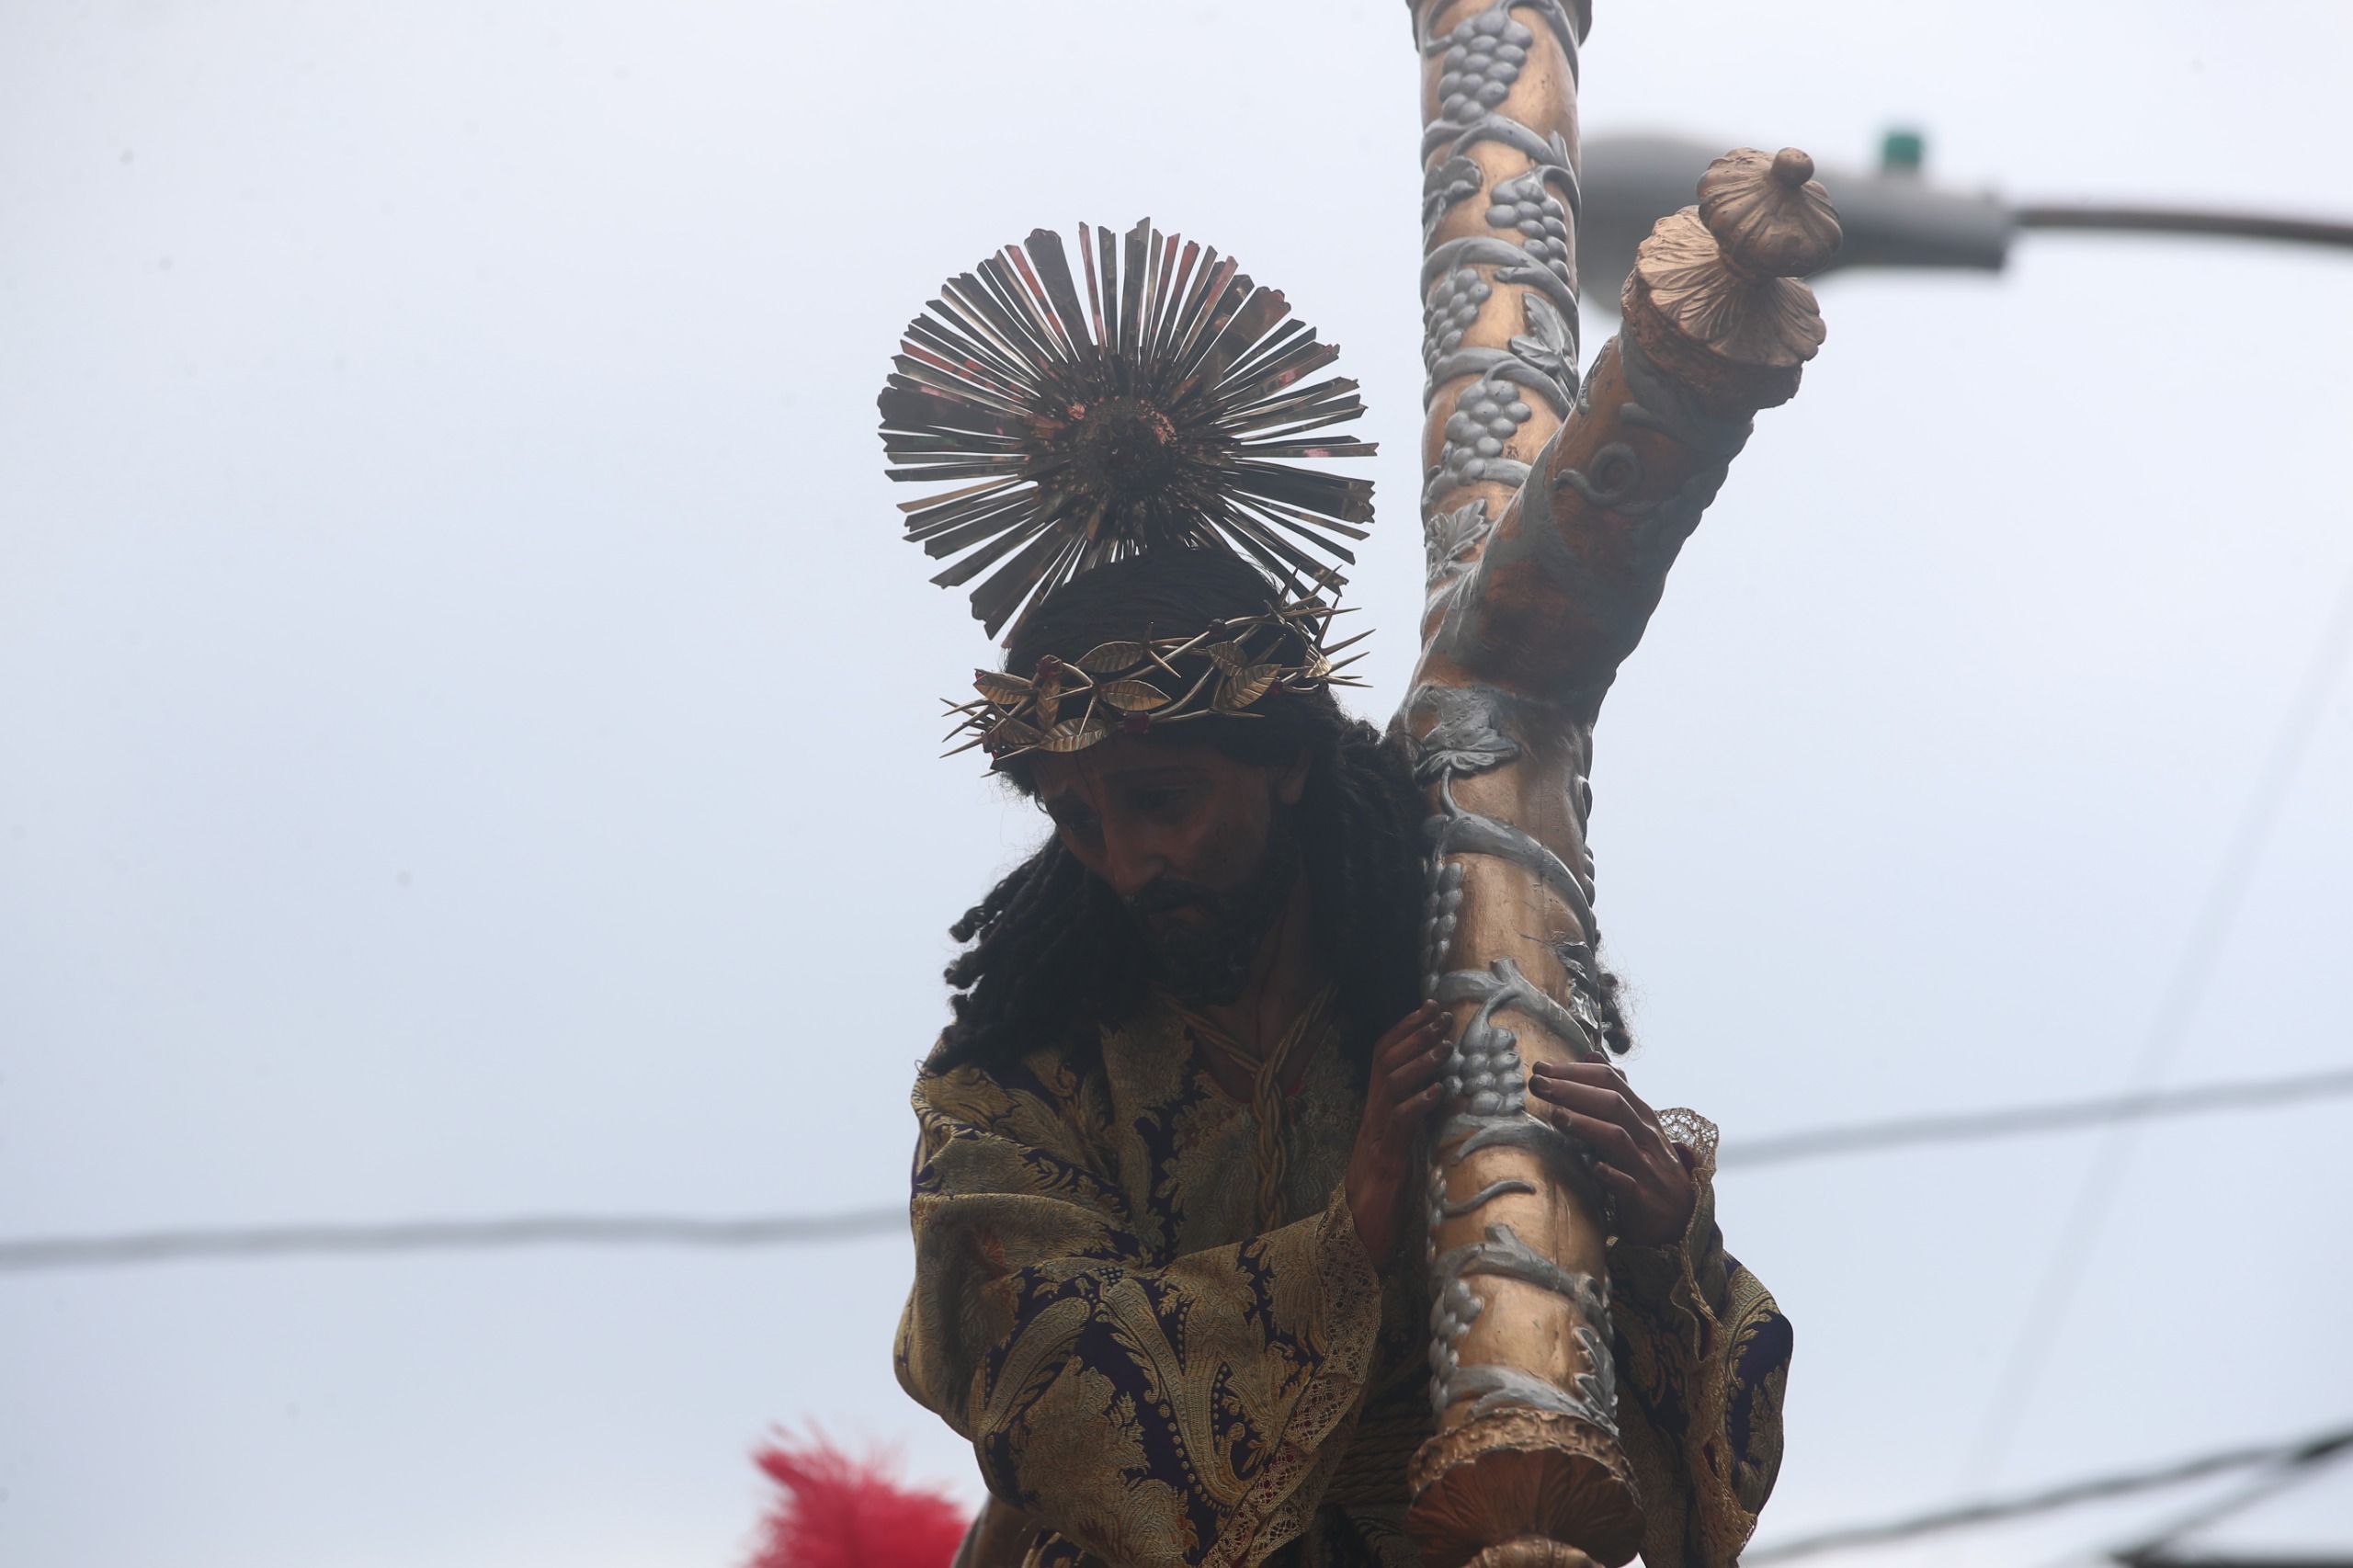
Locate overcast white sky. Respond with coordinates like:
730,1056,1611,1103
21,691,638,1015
4,2,2350,1565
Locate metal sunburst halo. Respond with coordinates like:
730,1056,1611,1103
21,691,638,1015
878,219,1379,638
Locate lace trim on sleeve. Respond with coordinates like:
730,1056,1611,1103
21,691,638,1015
1655,1106,1719,1177
1209,1182,1385,1568
1608,1107,1763,1568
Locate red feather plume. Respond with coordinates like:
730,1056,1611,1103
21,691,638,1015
747,1432,972,1568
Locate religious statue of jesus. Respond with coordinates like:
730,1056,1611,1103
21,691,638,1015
875,6,1837,1568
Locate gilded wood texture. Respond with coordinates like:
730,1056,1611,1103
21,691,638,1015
1399,4,1833,1564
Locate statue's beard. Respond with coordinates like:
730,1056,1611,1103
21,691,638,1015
1124,821,1300,1008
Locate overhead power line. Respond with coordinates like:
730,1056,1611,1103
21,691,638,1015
1746,1425,2353,1563
1719,1064,2353,1169
2,1064,2345,1274
1965,555,2353,1489
2114,1426,2353,1568
0,1207,908,1273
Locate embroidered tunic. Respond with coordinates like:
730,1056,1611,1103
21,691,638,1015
895,996,1789,1568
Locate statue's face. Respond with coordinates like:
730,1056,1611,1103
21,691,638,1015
1032,736,1311,1004
1032,735,1307,905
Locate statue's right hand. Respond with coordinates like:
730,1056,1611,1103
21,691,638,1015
1344,1001,1449,1263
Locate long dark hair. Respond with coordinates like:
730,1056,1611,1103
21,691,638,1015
932,551,1427,1077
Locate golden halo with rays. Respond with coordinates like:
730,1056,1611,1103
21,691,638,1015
879,220,1379,639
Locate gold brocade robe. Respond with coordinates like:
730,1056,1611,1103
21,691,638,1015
894,996,1790,1568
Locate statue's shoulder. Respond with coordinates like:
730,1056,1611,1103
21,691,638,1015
914,1023,1117,1145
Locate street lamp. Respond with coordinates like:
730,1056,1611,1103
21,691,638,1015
1577,131,2353,303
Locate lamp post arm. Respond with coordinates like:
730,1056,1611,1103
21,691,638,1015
2011,203,2353,251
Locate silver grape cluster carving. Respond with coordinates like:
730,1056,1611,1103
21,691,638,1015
1415,0,1586,515
1423,265,1495,372
1485,170,1573,287
1437,378,1539,497
1431,6,1538,121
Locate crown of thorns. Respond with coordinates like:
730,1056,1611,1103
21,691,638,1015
945,591,1369,765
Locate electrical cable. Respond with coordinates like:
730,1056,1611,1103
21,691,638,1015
0,1208,909,1272
1745,1425,2353,1563
1721,1064,2353,1168
3,1063,2347,1273
1961,559,2353,1490
2114,1432,2353,1568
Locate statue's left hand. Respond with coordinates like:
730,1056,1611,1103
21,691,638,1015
1524,1060,1698,1246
